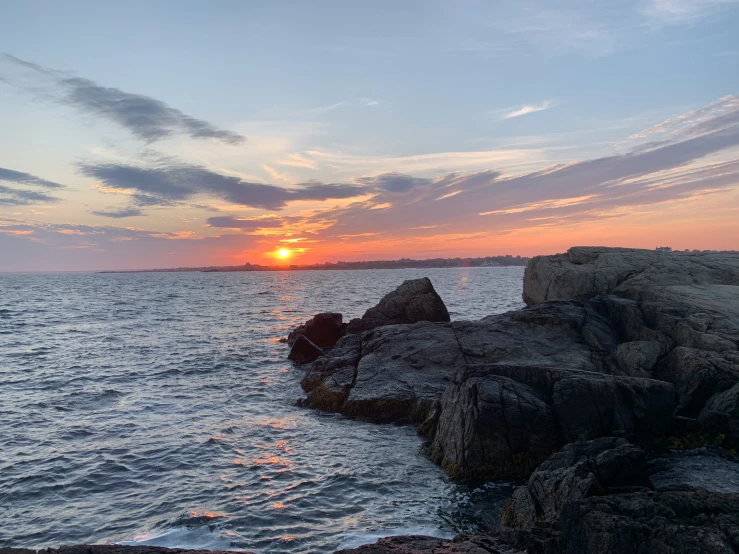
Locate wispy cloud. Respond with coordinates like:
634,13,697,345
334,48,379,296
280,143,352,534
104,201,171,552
293,96,739,243
642,0,739,24
493,101,555,120
1,54,245,145
206,216,285,230
0,167,65,205
92,207,143,218
0,167,65,189
79,159,368,211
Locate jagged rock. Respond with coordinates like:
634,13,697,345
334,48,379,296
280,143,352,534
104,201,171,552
500,438,650,551
334,534,523,554
348,277,450,333
288,334,324,363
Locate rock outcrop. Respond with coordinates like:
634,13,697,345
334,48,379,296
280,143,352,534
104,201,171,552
346,276,450,333
290,246,739,550
288,278,451,363
301,297,677,478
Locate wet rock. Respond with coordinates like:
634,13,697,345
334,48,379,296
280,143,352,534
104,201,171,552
348,277,450,333
334,534,523,554
288,334,324,364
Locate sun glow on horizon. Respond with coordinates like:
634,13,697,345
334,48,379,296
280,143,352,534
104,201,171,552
277,248,291,259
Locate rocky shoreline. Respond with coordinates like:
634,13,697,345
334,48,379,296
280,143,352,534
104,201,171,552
7,247,739,553
285,246,739,553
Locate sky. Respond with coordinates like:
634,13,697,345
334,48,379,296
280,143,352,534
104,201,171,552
1,0,738,271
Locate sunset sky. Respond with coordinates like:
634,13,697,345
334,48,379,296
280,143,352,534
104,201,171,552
1,0,738,271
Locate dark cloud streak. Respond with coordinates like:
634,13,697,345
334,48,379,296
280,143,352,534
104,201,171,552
79,161,367,210
2,54,245,145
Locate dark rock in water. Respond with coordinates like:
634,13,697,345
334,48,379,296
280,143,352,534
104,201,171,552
288,334,324,363
334,534,523,553
348,277,450,333
304,312,344,347
287,312,343,348
300,333,362,412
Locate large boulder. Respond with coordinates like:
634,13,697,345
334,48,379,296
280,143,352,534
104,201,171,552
288,312,344,349
347,277,450,333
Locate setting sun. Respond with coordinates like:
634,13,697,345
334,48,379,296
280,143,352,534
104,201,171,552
277,248,291,259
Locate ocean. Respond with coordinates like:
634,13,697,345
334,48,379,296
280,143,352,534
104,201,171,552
0,267,525,553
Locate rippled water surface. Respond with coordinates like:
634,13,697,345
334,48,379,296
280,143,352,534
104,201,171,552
1,268,524,553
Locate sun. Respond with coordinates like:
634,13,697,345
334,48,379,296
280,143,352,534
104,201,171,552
277,248,291,259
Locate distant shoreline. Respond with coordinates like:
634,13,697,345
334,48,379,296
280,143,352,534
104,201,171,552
98,255,529,274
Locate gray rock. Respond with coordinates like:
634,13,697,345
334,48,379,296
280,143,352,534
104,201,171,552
559,490,739,554
614,340,661,376
500,437,649,551
700,382,739,441
348,277,450,333
501,438,739,554
523,246,739,305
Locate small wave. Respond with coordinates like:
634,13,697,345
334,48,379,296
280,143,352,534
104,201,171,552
336,527,453,550
119,527,244,551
